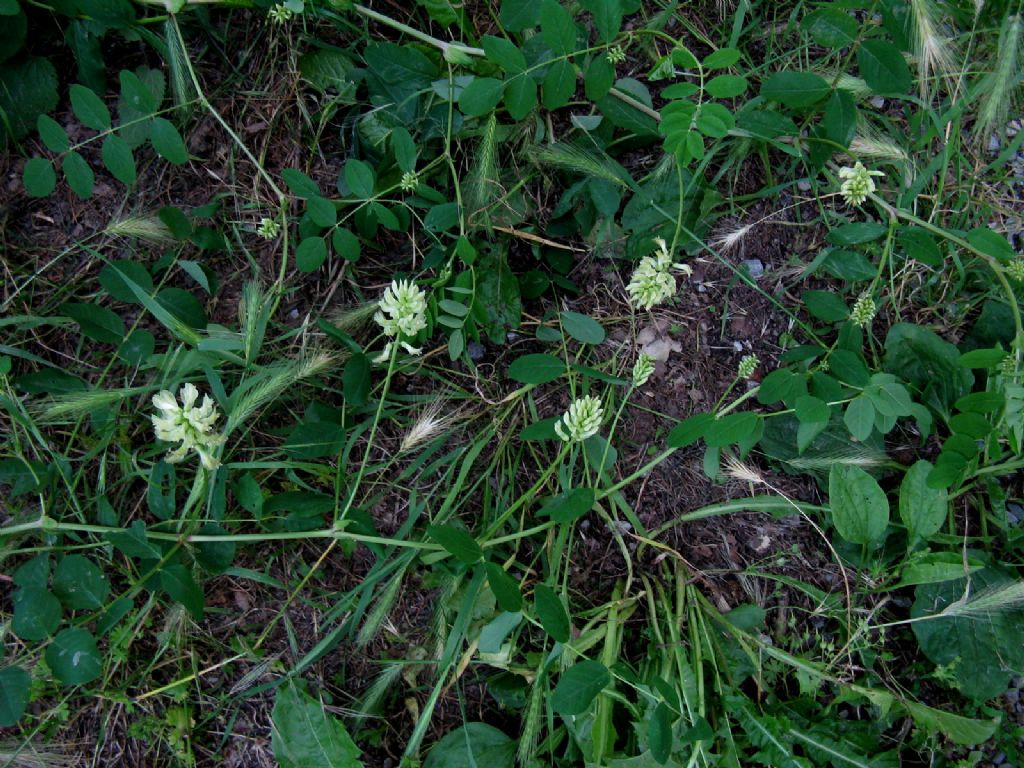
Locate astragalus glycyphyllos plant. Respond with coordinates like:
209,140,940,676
625,238,692,310
151,384,226,470
372,278,429,362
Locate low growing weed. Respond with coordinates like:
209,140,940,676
2,0,1024,765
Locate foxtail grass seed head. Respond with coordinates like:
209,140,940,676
374,279,429,362
1006,258,1024,283
268,3,293,22
151,384,226,470
838,162,884,206
399,171,419,192
851,294,877,328
606,45,627,64
105,215,174,243
737,354,759,379
632,354,656,387
626,238,692,310
257,217,280,239
554,395,604,443
999,354,1020,379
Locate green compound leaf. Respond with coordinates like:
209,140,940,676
295,236,328,272
424,722,514,768
46,627,102,686
36,114,69,152
459,77,504,116
160,564,204,620
899,460,948,548
272,679,364,767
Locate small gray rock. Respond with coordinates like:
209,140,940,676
742,259,765,279
467,341,486,361
869,95,886,109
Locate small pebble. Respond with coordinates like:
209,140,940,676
797,180,812,192
989,133,1002,153
742,258,765,279
1007,503,1023,526
869,96,885,109
733,341,743,352
467,341,486,362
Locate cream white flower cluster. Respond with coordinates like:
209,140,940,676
554,395,604,443
151,384,226,470
374,279,429,362
838,162,884,206
632,354,655,387
626,238,692,310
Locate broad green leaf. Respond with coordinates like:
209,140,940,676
150,117,188,164
46,627,102,685
479,611,522,653
62,302,125,344
760,71,831,109
828,464,889,546
53,555,110,610
822,89,857,148
857,39,912,95
62,151,94,199
703,47,741,68
101,133,136,185
108,520,162,560
342,353,370,406
36,114,69,152
912,567,1024,702
560,310,605,344
580,0,622,42
272,679,364,767
500,0,539,31
424,723,514,768
0,667,30,726
0,56,59,140
585,55,614,100
0,4,24,59
802,7,858,48
459,77,504,116
12,586,62,641
904,701,998,746
703,411,759,448
542,59,576,110
504,75,537,119
160,564,204,620
306,196,336,228
649,702,673,764
23,157,56,197
298,49,356,98
844,396,875,441
295,236,328,272
281,167,321,198
538,487,595,523
428,524,483,564
508,353,565,384
69,83,111,130
899,460,947,547
540,0,576,55
485,562,523,613
390,127,417,172
344,158,375,198
482,35,526,74
332,227,361,262
802,289,849,322
100,259,153,303
534,583,570,642
705,74,748,98
551,660,611,715
283,421,346,459
667,412,715,447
